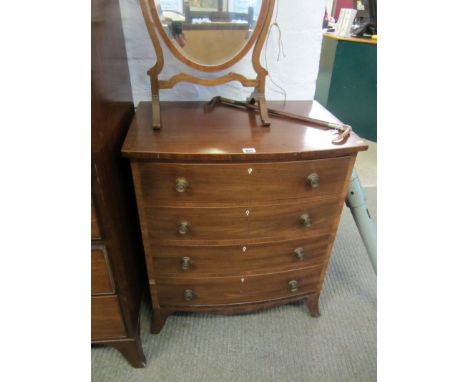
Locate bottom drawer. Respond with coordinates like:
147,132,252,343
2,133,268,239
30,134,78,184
91,295,126,341
156,267,321,307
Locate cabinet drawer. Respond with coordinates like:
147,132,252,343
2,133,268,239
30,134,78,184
156,267,321,306
152,235,330,276
146,198,341,242
91,295,126,340
135,157,351,204
91,245,114,295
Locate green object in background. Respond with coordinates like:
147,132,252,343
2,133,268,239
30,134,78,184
315,34,377,142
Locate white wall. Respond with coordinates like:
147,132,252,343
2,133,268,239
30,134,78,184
326,0,335,16
119,0,326,105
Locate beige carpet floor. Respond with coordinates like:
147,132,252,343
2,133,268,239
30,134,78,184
91,185,377,382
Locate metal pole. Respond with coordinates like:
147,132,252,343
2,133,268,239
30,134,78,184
345,169,377,273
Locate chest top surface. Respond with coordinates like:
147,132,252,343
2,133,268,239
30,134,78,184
122,101,368,162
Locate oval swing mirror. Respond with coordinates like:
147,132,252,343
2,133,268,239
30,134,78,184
141,0,275,129
149,0,268,70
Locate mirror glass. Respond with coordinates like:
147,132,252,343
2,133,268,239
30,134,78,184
155,0,264,66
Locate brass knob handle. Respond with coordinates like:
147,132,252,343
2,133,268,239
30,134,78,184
184,289,194,301
299,214,312,227
294,248,305,261
306,173,320,188
288,280,299,292
175,177,189,192
181,256,192,270
178,221,190,235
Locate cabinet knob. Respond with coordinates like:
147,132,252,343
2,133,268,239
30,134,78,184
175,177,189,192
306,173,320,188
184,289,194,301
299,214,312,227
288,280,299,292
181,256,192,271
178,221,190,235
294,247,305,261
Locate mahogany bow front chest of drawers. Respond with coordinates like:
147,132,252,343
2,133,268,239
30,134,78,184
122,101,367,334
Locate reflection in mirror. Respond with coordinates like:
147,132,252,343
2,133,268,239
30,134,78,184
156,0,263,66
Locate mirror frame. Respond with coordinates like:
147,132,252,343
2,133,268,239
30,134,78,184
140,0,276,129
149,1,269,72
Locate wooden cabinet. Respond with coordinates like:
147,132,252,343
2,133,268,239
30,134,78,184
91,0,146,368
122,100,367,335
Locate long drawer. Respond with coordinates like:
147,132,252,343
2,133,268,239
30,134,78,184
151,234,330,276
91,245,115,295
135,157,351,204
145,198,341,242
91,295,126,340
156,267,321,307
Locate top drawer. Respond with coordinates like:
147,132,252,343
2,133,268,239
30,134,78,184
134,157,352,204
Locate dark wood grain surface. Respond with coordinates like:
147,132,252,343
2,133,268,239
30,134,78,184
156,266,321,306
122,101,368,161
91,245,115,295
151,234,330,277
91,295,126,340
133,157,351,204
144,197,341,243
91,0,146,368
91,198,102,239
